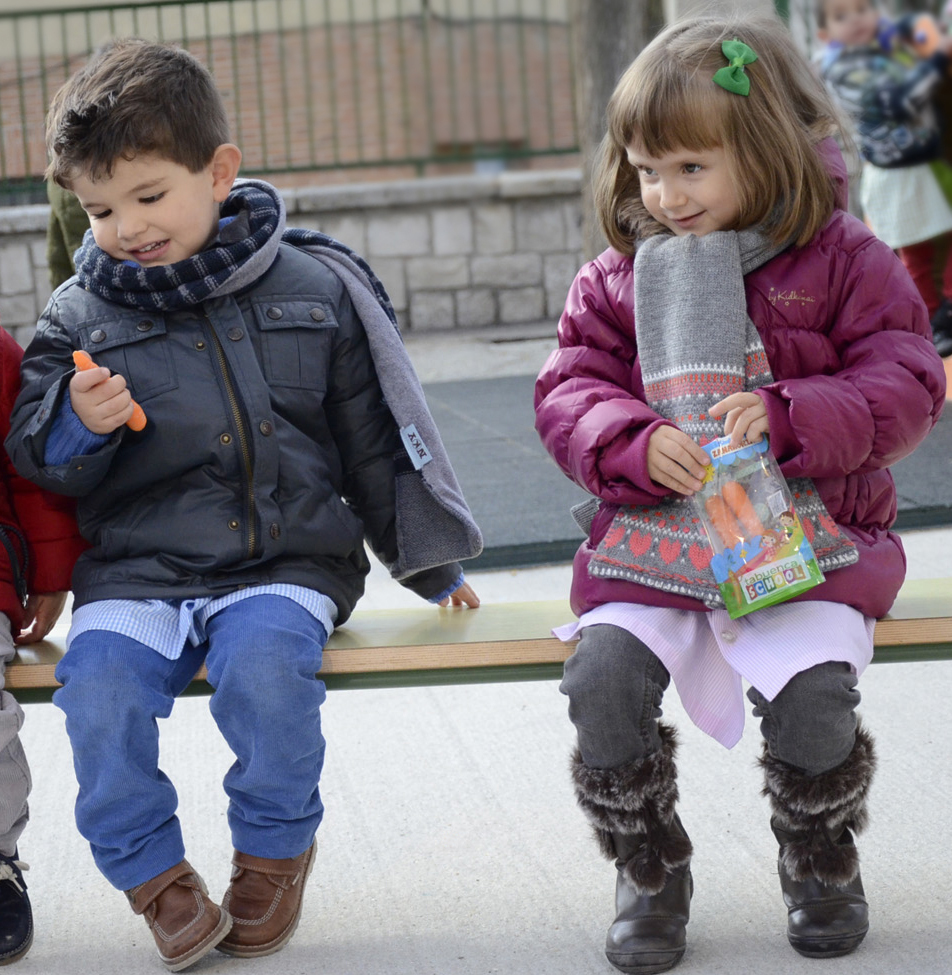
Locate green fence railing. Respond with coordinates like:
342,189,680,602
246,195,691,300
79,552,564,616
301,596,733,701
0,0,579,205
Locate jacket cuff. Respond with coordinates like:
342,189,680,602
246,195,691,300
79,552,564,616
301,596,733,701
426,572,465,604
400,562,464,602
44,395,110,467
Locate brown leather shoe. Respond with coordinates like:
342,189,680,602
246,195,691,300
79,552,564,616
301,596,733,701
216,842,316,957
126,860,232,972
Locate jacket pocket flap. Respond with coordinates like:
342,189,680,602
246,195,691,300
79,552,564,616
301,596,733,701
77,314,168,353
251,297,338,331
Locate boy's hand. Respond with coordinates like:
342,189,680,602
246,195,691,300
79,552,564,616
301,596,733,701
709,392,769,447
439,581,480,608
646,426,709,495
16,591,67,644
69,363,137,434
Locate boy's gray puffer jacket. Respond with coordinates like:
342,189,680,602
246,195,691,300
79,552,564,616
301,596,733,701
6,242,466,622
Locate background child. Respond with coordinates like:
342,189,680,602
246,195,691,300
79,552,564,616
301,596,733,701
0,325,83,965
535,14,946,974
45,181,89,289
816,0,952,357
6,38,481,972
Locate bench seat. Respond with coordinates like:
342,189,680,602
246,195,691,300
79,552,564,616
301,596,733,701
6,577,950,703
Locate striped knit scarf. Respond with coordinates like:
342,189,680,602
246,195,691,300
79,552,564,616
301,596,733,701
74,178,397,323
589,229,857,607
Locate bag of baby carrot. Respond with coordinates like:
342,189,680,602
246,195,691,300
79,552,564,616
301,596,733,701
694,435,824,618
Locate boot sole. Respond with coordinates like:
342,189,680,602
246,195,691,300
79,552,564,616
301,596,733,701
788,926,868,959
606,946,686,974
216,842,316,959
162,908,233,973
0,927,33,966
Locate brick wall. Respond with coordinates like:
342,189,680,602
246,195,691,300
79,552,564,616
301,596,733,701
0,15,577,189
0,169,583,347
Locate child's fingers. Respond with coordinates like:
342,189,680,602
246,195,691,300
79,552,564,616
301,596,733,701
69,364,112,392
72,349,147,430
439,581,480,608
647,427,709,494
709,391,759,418
725,408,767,445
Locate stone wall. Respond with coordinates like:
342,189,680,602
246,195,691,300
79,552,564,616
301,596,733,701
0,169,584,348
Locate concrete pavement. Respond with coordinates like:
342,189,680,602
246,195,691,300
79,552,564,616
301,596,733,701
13,331,952,975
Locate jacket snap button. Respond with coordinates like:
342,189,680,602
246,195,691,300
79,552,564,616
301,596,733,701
195,340,206,350
267,307,283,320
227,327,244,341
259,421,273,436
270,523,281,539
90,329,106,343
228,519,240,531
220,433,232,445
309,308,326,322
136,320,154,332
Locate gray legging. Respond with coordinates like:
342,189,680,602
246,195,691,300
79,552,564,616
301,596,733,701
560,623,860,776
0,619,29,858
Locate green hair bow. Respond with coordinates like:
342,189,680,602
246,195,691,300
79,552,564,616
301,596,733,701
712,38,758,96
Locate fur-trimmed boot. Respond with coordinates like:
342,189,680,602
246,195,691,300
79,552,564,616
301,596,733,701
759,722,876,958
572,724,693,975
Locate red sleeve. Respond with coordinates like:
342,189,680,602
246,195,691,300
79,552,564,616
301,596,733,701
0,329,86,597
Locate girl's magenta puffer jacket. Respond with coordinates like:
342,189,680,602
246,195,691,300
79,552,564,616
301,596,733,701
535,194,947,621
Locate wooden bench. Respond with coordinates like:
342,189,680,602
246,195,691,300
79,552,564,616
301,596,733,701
6,578,950,704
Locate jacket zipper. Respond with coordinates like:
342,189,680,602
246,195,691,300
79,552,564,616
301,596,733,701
205,316,257,560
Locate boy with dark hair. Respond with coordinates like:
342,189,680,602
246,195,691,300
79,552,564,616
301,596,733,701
7,37,481,972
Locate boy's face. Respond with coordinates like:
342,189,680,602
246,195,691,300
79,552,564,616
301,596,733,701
626,143,742,237
70,149,238,267
820,0,879,47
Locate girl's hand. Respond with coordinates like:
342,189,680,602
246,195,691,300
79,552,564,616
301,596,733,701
710,392,769,446
647,426,710,495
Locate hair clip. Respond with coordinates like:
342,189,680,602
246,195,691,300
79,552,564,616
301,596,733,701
712,38,758,96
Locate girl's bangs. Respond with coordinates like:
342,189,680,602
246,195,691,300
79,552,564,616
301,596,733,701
616,70,727,156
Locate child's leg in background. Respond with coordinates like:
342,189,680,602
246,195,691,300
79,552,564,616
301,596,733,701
747,662,873,959
560,624,691,975
0,618,33,964
0,622,29,859
899,238,940,315
203,595,326,959
899,235,952,356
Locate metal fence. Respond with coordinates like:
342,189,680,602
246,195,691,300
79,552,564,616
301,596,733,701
0,0,578,204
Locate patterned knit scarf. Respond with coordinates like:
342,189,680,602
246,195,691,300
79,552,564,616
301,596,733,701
589,229,857,607
74,179,397,323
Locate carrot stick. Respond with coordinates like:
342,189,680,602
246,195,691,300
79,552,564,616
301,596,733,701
722,480,764,538
704,494,744,549
72,349,147,431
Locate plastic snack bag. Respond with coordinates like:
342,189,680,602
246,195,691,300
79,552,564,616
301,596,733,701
695,435,824,618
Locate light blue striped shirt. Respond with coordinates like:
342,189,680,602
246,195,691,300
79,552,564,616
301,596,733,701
67,584,337,659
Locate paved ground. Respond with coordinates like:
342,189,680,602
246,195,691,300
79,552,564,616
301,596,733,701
13,332,952,975
410,331,952,568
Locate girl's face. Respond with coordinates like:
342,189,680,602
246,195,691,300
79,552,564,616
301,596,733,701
626,143,742,237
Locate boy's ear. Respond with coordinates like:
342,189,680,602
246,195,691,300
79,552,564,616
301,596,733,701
210,143,242,202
